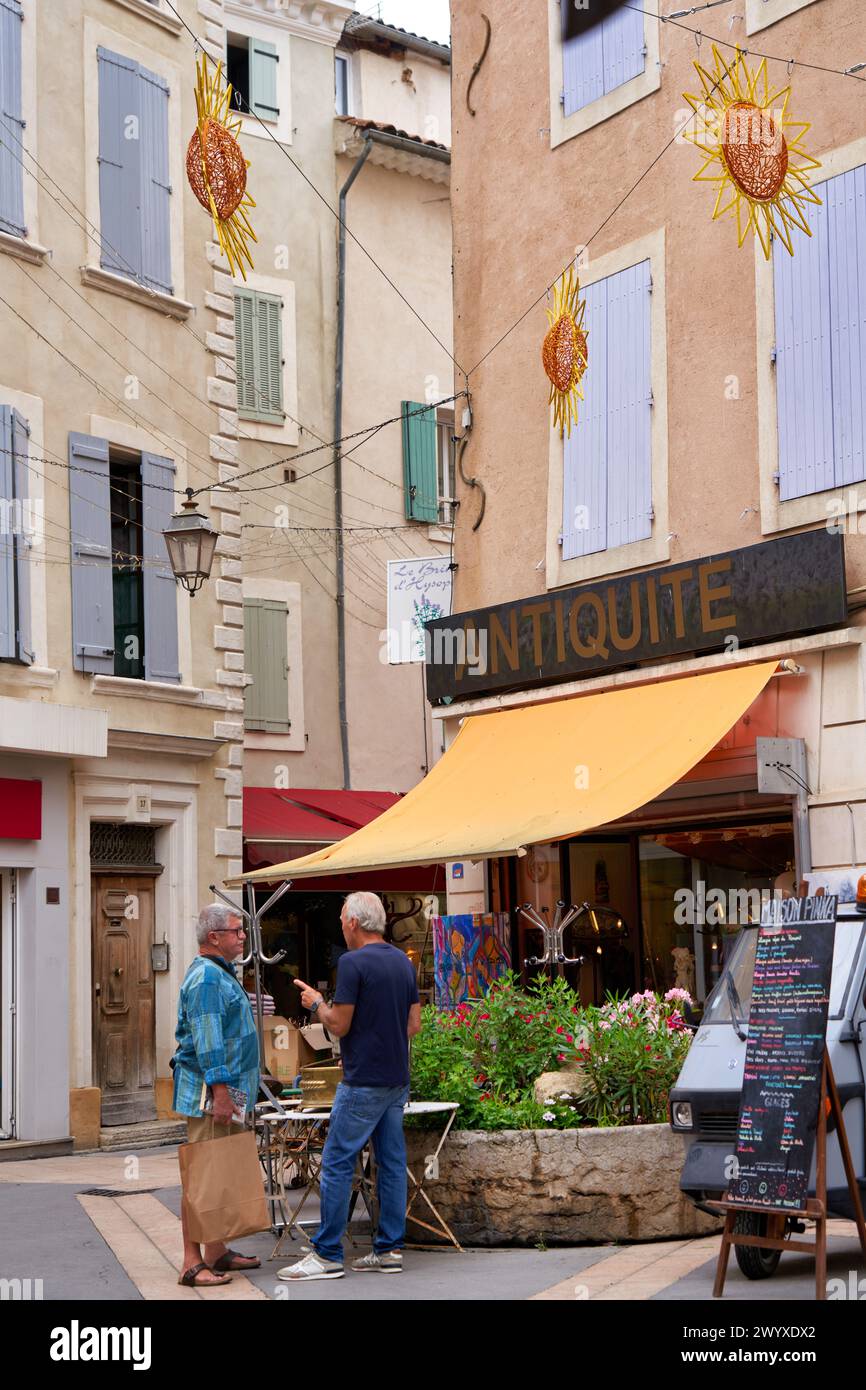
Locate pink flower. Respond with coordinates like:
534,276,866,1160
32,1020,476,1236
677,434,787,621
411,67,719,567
565,1034,573,1044
557,1053,567,1062
555,1025,564,1035
644,1044,652,1052
479,1013,490,1020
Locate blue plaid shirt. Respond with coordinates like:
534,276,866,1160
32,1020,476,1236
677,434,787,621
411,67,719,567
171,954,260,1117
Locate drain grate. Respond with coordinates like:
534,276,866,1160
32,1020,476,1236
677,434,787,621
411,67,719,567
78,1187,159,1197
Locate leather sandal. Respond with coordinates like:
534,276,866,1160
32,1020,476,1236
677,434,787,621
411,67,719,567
178,1261,232,1287
211,1248,261,1272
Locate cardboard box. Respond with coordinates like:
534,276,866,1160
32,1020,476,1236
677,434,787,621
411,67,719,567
262,1016,318,1085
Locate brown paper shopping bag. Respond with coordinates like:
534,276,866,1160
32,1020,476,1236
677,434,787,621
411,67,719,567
178,1128,269,1245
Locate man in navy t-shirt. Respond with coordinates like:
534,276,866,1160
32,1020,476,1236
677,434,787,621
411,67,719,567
278,891,421,1282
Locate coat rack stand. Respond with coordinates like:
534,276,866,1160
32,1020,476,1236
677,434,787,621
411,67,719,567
210,878,293,1232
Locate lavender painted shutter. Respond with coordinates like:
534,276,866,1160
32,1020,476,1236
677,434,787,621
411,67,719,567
138,63,172,295
69,432,115,674
0,0,25,238
97,48,142,282
601,4,646,94
0,407,15,659
605,260,652,550
11,406,32,662
562,12,604,116
826,163,866,487
141,452,180,683
773,183,834,501
563,278,607,559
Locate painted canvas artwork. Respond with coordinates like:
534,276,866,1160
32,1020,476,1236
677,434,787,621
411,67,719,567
432,913,512,1009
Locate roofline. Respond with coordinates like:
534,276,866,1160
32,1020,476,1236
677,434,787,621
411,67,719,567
342,15,450,63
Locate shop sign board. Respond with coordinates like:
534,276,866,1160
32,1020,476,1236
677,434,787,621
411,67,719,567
729,895,837,1211
424,531,847,702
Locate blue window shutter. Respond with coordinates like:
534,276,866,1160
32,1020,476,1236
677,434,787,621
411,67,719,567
97,48,143,282
605,260,652,549
244,598,289,732
11,406,32,663
141,453,180,683
0,407,15,658
138,64,172,295
562,17,604,116
0,0,25,238
402,401,438,522
601,4,645,94
563,278,607,559
69,432,115,674
827,164,866,487
773,187,834,501
249,39,279,121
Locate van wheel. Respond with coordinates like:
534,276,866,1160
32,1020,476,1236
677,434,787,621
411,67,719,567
733,1212,782,1279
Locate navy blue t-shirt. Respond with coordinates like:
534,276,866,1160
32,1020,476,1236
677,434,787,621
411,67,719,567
333,942,419,1087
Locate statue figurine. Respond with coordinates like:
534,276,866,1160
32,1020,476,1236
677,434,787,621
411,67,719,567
671,945,696,997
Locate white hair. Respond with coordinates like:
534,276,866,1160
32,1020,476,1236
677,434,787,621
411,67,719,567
196,902,241,945
343,891,386,936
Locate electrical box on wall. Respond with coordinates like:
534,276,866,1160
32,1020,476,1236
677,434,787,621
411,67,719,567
151,940,170,973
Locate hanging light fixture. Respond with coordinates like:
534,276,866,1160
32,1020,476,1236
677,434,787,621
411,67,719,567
163,489,219,596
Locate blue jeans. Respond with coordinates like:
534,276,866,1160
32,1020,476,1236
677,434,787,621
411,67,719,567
312,1082,409,1266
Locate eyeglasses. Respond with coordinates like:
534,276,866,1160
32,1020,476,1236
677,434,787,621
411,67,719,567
213,926,246,937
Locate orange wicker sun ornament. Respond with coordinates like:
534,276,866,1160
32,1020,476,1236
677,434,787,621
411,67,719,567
186,55,257,279
542,267,589,437
682,46,821,259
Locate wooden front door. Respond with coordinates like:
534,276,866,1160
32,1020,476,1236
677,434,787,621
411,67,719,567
92,875,157,1126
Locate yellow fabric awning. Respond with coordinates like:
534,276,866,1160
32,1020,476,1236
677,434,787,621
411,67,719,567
240,660,779,883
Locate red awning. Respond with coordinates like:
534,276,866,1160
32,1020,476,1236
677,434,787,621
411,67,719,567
243,787,444,892
244,788,403,843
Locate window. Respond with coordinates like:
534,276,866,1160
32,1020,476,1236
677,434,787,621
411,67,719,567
110,459,144,679
437,411,457,525
244,598,289,732
96,47,172,294
68,433,180,682
561,260,652,559
0,0,25,239
235,288,284,423
335,52,350,116
773,162,866,501
226,33,279,121
0,403,33,664
561,3,646,116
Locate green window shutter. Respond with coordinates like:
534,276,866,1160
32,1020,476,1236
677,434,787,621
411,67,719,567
244,597,289,732
249,39,279,121
235,288,283,423
402,401,438,522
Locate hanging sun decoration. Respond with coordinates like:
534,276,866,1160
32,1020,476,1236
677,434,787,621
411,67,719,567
682,45,821,259
542,266,589,437
186,55,257,278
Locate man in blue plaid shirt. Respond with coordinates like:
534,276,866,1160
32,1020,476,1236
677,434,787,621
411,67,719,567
172,902,261,1288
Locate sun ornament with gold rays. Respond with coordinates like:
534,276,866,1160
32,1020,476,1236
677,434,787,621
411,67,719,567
186,55,257,279
542,267,589,438
682,45,821,259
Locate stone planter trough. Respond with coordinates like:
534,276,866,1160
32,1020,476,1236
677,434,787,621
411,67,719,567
404,1123,721,1247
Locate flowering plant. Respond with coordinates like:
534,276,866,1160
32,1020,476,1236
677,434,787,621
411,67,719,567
571,990,694,1127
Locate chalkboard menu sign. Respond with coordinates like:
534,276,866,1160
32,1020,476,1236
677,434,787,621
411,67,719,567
729,895,837,1212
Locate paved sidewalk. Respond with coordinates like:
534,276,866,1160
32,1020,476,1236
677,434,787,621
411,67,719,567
2,1146,864,1301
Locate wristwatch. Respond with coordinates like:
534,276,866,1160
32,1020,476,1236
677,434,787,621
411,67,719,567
310,998,322,1015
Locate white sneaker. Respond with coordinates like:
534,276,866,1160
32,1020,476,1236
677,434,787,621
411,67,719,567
277,1250,344,1281
351,1250,403,1273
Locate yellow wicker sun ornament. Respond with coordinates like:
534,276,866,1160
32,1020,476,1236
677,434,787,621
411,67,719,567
186,55,257,279
542,267,589,438
682,46,821,259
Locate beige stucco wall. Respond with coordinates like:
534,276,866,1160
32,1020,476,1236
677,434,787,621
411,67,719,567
449,0,866,612
242,18,454,795
355,44,451,145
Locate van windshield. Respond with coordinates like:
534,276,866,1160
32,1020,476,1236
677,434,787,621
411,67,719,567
702,921,866,1025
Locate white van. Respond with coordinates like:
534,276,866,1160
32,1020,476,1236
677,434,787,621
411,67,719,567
670,872,866,1279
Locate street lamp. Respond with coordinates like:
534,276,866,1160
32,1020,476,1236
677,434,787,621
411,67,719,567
163,489,219,596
